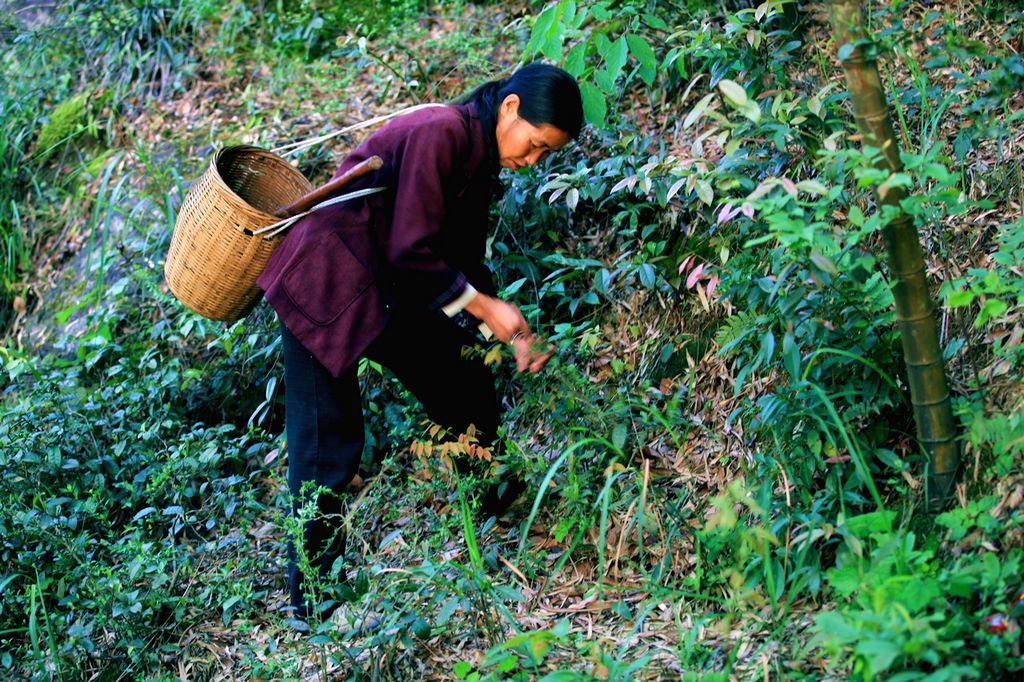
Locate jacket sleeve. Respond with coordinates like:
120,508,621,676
376,115,471,312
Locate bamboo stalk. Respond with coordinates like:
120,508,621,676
827,0,959,509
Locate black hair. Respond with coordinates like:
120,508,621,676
458,63,584,167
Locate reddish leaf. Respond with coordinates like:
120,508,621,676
716,203,740,225
706,274,719,298
780,176,799,197
686,263,705,290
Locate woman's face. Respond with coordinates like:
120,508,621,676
495,94,572,170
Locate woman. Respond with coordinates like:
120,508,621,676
257,63,583,619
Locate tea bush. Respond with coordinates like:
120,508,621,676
2,0,1023,678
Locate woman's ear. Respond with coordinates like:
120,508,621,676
499,93,521,121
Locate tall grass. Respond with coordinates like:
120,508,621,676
0,91,41,331
1,0,1021,678
0,0,217,334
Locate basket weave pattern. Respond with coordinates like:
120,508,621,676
165,145,312,321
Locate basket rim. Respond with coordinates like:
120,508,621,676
208,144,313,225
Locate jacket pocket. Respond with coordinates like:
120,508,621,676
282,231,375,326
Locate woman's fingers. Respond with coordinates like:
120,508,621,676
530,348,554,373
465,294,552,370
512,335,554,373
512,336,530,371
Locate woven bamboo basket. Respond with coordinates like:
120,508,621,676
165,145,313,321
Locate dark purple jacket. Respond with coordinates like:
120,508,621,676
257,104,497,377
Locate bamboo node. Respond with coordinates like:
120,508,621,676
921,435,958,447
912,394,953,408
897,310,937,324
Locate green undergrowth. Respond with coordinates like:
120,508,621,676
2,0,1024,679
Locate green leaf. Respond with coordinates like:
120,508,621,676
845,510,896,536
222,594,243,613
564,42,586,77
782,332,800,380
741,100,761,123
436,596,459,626
695,179,713,205
644,12,668,29
566,187,579,210
494,584,525,602
626,34,657,85
411,617,431,639
854,638,902,675
807,95,823,117
529,633,553,662
810,252,838,275
849,204,865,227
718,79,748,107
946,290,974,307
551,618,572,638
502,277,527,296
683,92,715,129
953,129,973,160
638,263,656,288
828,565,862,597
594,68,617,94
760,330,775,362
807,430,822,456
612,422,628,450
496,654,517,673
56,297,91,326
977,298,1008,326
571,3,588,28
605,36,628,80
355,568,370,595
579,81,607,127
559,0,577,34
542,35,565,62
532,1,568,60
454,661,473,679
528,4,560,55
132,507,156,522
797,179,829,195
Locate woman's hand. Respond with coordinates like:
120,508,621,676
464,292,554,373
511,333,554,373
464,292,527,344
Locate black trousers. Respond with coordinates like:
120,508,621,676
280,305,504,613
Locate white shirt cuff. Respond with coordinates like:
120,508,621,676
441,283,478,317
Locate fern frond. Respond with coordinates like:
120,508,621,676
715,310,760,356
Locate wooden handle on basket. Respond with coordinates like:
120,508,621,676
274,155,383,218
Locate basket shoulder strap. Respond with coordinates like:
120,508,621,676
271,103,448,157
252,186,387,240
